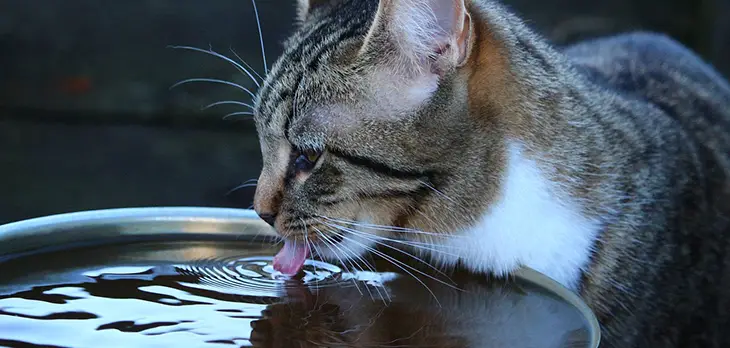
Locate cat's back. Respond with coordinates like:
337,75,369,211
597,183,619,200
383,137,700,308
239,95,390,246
563,32,730,156
563,32,730,347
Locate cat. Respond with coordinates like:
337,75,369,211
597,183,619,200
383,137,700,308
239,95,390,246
249,0,730,347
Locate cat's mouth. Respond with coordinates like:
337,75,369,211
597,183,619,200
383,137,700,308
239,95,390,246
273,239,310,276
273,221,346,276
272,234,351,276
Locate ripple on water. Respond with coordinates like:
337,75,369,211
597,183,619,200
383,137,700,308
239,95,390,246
0,250,393,347
175,256,350,298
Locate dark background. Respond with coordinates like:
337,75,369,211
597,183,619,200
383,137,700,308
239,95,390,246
1,0,728,225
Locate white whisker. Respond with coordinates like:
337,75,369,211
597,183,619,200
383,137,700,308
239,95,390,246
317,215,457,238
336,233,443,306
229,46,265,82
418,179,457,204
170,78,256,99
322,220,462,257
314,227,363,296
320,231,389,303
311,242,326,265
223,111,255,120
250,0,268,75
306,239,325,307
318,230,375,301
358,237,459,288
322,221,460,289
168,45,261,87
226,180,258,196
340,225,463,255
302,220,318,290
350,255,390,304
202,100,255,111
321,227,389,303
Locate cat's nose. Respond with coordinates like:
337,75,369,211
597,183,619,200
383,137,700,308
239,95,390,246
257,212,277,228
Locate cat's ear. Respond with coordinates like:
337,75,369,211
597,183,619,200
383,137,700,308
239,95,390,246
362,0,473,73
296,0,330,22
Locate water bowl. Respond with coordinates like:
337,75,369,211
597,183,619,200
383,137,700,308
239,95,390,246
0,207,600,347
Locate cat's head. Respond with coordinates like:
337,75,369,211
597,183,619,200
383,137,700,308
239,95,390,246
253,0,506,265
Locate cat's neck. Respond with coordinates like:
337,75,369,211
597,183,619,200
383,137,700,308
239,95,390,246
435,141,602,289
424,2,615,289
466,0,617,211
467,1,579,144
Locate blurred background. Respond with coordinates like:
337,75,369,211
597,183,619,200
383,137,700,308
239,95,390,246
0,0,728,224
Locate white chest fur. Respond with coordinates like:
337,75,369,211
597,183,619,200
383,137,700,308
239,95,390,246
437,143,601,290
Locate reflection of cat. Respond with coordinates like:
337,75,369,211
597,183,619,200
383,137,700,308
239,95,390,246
249,272,591,348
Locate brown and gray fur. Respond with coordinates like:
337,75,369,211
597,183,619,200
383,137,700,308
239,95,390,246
250,0,730,346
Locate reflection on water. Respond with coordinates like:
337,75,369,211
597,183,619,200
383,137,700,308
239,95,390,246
0,241,593,347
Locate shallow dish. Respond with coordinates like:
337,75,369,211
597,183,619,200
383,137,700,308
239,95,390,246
0,207,600,347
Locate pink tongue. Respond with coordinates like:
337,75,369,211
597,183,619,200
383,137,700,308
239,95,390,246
273,240,310,276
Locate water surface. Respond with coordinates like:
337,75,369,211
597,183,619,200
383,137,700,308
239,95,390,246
0,240,594,347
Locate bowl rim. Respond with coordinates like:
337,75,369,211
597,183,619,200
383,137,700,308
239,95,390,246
0,206,601,346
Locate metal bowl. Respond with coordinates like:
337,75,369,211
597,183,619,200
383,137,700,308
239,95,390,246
0,207,601,347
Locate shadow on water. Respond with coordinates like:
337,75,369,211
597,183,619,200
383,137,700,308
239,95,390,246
0,240,593,347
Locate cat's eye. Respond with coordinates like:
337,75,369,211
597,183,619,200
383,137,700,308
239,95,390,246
294,148,322,172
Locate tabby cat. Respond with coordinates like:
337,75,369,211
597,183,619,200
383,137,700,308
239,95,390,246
249,0,730,346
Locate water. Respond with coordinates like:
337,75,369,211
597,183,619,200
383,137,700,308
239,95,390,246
0,239,594,347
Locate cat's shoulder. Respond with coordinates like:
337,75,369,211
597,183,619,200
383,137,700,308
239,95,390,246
565,31,695,61
562,32,730,138
562,32,730,95
564,31,725,85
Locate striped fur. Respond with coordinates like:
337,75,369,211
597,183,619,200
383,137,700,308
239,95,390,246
252,1,730,346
